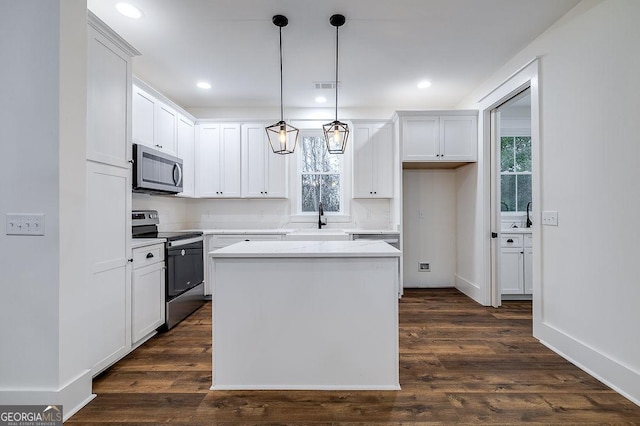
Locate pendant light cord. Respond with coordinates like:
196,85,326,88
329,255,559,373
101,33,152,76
279,25,284,122
334,24,339,121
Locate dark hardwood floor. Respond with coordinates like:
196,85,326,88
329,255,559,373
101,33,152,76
69,288,640,424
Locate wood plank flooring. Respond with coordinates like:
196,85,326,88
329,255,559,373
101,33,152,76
68,288,640,424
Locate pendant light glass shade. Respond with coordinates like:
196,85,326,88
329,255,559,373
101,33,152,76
265,15,298,155
323,14,348,154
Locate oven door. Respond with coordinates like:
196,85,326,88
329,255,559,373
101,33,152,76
166,238,204,299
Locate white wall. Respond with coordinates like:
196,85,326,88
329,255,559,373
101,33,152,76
459,0,640,404
0,0,92,415
402,170,456,287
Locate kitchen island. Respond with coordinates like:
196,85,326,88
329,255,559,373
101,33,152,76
209,240,401,390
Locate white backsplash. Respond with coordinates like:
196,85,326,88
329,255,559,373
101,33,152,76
132,194,393,231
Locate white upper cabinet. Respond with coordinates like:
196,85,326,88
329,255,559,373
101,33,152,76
399,111,477,164
241,123,287,198
87,23,132,168
196,123,241,198
177,114,195,197
132,83,177,156
353,121,394,198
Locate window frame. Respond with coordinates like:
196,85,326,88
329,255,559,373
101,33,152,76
500,133,532,214
288,124,352,223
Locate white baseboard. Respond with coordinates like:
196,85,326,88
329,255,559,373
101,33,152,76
536,320,640,407
0,369,94,421
454,274,486,305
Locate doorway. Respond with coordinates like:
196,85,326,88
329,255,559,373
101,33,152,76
492,89,533,304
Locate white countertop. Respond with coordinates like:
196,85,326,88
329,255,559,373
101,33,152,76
210,240,401,258
501,228,533,234
190,228,399,236
131,238,166,249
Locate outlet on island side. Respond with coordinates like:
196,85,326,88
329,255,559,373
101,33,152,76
419,262,431,272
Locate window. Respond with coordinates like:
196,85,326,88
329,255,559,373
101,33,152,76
500,136,531,212
299,132,343,213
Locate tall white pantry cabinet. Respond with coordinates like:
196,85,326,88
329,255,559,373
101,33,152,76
86,13,139,376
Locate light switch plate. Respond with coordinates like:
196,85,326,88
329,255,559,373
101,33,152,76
542,211,558,226
6,213,45,235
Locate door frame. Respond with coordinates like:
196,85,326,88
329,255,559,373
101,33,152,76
477,58,540,309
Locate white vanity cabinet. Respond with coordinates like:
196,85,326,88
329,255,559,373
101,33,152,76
241,123,287,198
501,232,533,297
196,123,241,198
203,233,285,295
352,121,394,198
131,243,165,345
132,83,178,156
398,111,477,164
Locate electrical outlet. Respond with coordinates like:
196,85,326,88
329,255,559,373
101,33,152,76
6,213,45,235
542,211,558,226
419,262,430,272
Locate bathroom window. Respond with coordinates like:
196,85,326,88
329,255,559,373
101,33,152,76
501,136,531,212
299,133,343,213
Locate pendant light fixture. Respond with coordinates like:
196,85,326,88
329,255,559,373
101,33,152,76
323,14,349,154
265,15,298,155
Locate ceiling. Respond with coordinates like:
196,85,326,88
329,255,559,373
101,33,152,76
87,0,579,113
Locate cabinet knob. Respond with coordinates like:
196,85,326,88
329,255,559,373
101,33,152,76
128,258,133,263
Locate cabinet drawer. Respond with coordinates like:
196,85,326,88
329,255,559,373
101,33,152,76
524,234,533,248
501,234,523,248
133,243,165,267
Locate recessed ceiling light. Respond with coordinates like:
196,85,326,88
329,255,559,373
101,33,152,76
197,82,212,89
116,3,143,19
417,80,432,89
315,96,327,104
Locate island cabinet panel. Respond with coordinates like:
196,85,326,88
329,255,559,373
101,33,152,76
398,111,478,165
241,123,287,198
196,123,241,198
352,122,394,198
210,240,400,390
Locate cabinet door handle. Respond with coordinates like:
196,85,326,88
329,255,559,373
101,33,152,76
507,238,514,243
146,253,154,259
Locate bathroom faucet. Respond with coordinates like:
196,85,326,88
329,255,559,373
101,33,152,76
318,202,327,229
526,201,533,228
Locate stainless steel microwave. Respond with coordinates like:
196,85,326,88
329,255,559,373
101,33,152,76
132,144,183,194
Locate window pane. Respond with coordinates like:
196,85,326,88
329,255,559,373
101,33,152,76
321,174,340,212
516,174,532,212
301,174,320,212
515,136,531,172
301,137,322,173
501,137,514,172
501,175,516,211
300,135,340,173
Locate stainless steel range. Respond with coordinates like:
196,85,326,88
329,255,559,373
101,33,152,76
132,210,205,330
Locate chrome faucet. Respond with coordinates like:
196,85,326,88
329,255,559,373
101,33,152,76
526,201,533,228
318,202,327,229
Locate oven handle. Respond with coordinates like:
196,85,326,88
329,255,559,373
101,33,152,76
168,236,203,247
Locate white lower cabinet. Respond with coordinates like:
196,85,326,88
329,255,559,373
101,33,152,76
204,233,284,295
500,233,532,296
131,243,165,345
